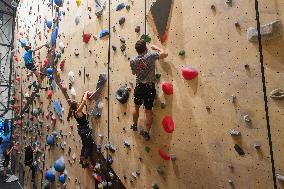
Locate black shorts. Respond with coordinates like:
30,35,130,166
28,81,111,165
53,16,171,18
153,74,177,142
3,161,9,167
25,63,36,72
134,83,156,110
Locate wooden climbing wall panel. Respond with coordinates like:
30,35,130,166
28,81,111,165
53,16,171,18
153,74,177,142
11,0,284,189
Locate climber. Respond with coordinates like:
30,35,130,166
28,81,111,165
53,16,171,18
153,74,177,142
130,39,168,140
24,145,36,182
67,91,94,168
22,43,48,82
2,145,14,180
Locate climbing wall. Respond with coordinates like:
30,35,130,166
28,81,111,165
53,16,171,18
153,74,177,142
11,0,284,189
258,0,284,188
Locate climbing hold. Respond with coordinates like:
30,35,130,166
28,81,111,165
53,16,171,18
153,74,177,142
75,16,80,25
54,0,63,6
15,76,21,82
116,86,129,104
270,88,284,99
46,20,53,29
181,67,198,80
235,22,240,28
47,67,54,75
253,143,261,150
112,45,117,51
152,183,159,189
234,144,245,156
76,0,81,6
68,71,75,83
51,27,59,47
160,102,166,109
83,33,92,43
54,100,63,118
126,5,130,11
179,50,185,56
243,114,252,124
54,157,65,172
162,82,173,95
141,34,151,43
116,2,125,11
276,174,284,182
74,49,79,56
119,17,126,25
229,129,241,136
45,169,56,182
230,95,236,103
226,0,233,7
247,20,281,42
59,174,66,183
135,26,140,33
19,38,26,47
99,29,110,38
71,87,76,97
158,149,171,160
211,5,216,10
162,116,174,133
120,44,126,52
59,42,64,50
47,90,53,99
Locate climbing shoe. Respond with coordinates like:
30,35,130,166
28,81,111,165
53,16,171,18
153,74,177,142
130,124,137,131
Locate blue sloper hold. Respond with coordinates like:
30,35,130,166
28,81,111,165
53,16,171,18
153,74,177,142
116,2,125,11
53,100,62,119
51,27,59,47
99,29,110,38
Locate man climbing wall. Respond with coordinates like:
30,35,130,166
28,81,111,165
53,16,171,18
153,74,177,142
130,39,168,140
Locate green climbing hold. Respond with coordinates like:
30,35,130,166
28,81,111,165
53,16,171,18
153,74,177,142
155,73,161,79
141,34,151,43
179,50,185,56
160,102,166,109
126,5,130,11
145,146,150,153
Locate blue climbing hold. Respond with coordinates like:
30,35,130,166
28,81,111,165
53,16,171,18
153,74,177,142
116,2,125,11
47,135,55,146
59,174,66,183
19,38,26,47
46,20,52,29
51,27,59,47
47,68,54,75
45,169,56,182
54,0,63,6
53,100,62,118
99,29,109,38
54,157,65,172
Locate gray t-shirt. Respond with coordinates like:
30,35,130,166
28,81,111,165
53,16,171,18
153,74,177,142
130,51,160,83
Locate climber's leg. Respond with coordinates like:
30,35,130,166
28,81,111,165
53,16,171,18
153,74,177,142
132,84,143,131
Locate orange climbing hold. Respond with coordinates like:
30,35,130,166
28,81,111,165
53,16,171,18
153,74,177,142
162,116,175,133
158,149,171,160
83,33,92,43
162,82,173,95
181,67,198,80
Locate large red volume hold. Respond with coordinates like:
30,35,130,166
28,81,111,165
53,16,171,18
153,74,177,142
159,149,171,160
181,67,198,80
162,82,173,95
162,116,175,133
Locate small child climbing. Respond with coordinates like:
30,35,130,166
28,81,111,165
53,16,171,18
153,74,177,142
2,146,14,181
130,39,168,140
22,43,47,82
67,91,94,168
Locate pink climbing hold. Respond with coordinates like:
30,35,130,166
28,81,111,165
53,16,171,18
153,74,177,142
158,149,171,160
162,116,175,133
83,33,92,43
162,82,173,95
15,76,21,82
181,67,198,80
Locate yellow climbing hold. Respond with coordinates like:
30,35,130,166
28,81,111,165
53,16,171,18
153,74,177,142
76,0,81,6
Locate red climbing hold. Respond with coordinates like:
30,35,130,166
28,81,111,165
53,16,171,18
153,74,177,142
60,59,65,71
162,116,175,133
83,33,92,43
14,56,19,62
181,67,198,80
161,32,168,43
45,112,50,119
15,76,21,82
47,90,53,99
158,149,171,160
43,57,49,67
87,92,94,99
162,82,173,95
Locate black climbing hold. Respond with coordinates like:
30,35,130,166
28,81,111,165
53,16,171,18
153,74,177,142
120,44,126,52
234,144,245,156
119,17,125,25
112,45,117,51
116,86,129,104
135,26,141,33
148,0,173,41
120,37,126,43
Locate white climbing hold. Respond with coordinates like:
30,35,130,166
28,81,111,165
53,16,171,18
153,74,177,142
68,71,75,83
243,114,252,123
270,88,284,99
59,42,64,50
276,174,284,181
230,129,241,136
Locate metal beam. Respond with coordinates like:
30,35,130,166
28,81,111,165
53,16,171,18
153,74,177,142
0,0,13,11
0,42,11,47
0,9,13,16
